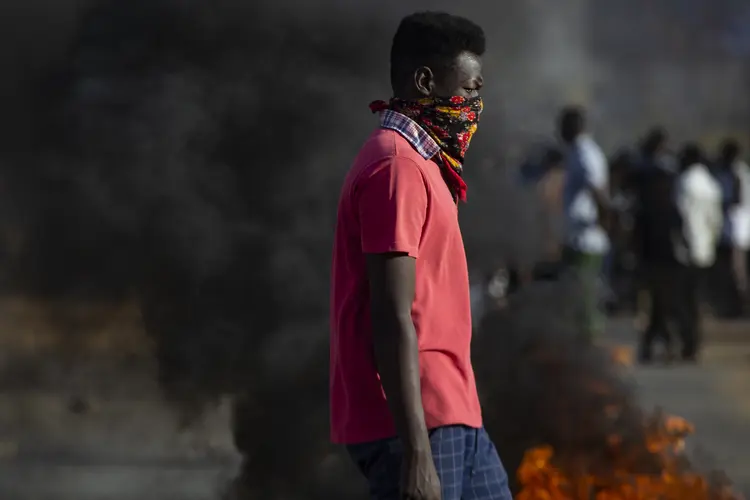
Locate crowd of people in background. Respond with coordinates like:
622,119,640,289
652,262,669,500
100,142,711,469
482,105,750,365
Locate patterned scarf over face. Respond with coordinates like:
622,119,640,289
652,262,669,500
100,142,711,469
370,96,483,202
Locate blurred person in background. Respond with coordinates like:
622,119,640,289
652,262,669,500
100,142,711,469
634,127,678,174
605,147,641,313
536,148,566,266
734,141,750,302
710,140,742,317
711,140,749,317
630,128,683,362
673,143,723,362
329,11,512,500
513,145,566,287
728,139,750,311
558,105,610,341
470,266,513,325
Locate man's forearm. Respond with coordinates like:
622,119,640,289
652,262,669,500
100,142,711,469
591,187,611,231
372,313,430,452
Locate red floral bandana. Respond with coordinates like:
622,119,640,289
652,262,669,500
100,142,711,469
370,96,483,202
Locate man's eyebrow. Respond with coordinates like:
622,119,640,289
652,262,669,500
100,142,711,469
463,77,482,88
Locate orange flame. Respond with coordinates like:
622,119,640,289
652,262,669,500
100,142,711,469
516,413,744,500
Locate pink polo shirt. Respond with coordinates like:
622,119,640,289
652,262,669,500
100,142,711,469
329,119,481,444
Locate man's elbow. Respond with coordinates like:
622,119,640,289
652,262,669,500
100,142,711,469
371,305,414,339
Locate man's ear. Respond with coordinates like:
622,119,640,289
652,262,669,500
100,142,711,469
413,66,434,96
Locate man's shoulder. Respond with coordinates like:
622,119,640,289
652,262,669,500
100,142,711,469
347,129,430,186
684,166,721,196
355,128,428,165
578,137,606,167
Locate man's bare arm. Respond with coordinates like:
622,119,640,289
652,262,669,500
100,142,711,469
590,186,612,233
366,253,430,453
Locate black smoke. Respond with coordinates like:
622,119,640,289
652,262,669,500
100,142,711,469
473,281,646,493
0,1,515,498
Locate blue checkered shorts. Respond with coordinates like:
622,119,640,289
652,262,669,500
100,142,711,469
347,426,512,500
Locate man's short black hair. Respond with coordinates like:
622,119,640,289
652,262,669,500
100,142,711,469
720,138,741,163
558,105,586,139
680,142,704,168
390,11,485,92
641,126,668,156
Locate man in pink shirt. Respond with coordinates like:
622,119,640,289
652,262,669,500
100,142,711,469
330,11,512,500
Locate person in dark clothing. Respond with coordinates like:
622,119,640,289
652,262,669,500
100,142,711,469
710,139,743,318
607,130,670,314
631,129,684,362
632,129,680,263
604,148,639,313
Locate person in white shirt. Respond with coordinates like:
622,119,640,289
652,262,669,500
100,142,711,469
674,143,723,361
732,153,750,297
712,139,750,315
558,106,610,341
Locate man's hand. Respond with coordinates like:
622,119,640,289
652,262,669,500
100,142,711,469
400,447,442,499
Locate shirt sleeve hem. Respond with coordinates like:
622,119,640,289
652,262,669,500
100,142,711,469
362,244,419,258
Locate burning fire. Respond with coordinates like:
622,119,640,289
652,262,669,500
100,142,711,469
516,411,743,500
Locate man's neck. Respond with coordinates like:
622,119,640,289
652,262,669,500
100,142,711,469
563,134,585,146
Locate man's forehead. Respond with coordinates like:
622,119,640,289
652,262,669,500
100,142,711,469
453,52,483,77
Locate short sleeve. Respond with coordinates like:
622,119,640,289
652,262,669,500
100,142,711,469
356,157,428,257
582,142,608,190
